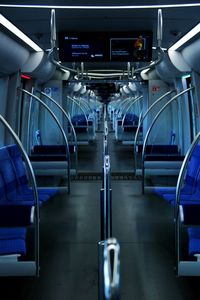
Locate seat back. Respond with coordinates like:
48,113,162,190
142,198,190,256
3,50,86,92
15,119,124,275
0,146,18,196
6,144,29,187
184,144,200,190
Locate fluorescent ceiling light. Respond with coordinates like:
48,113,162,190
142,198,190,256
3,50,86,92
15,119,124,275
1,3,200,9
0,13,43,52
169,22,200,51
141,68,150,75
182,73,191,79
152,46,167,51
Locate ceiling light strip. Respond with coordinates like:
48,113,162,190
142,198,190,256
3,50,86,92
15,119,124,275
1,3,200,9
0,13,43,51
169,22,200,51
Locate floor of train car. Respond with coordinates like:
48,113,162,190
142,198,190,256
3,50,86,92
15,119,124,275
0,121,200,300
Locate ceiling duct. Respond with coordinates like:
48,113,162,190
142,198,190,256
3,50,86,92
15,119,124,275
0,31,30,75
155,51,183,83
22,51,56,83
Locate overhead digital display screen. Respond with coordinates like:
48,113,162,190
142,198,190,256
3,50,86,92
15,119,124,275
59,33,105,62
110,35,151,61
58,31,152,62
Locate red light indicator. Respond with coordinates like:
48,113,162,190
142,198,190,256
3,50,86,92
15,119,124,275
21,74,31,80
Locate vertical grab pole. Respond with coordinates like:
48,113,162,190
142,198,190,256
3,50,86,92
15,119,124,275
100,155,111,240
104,155,111,239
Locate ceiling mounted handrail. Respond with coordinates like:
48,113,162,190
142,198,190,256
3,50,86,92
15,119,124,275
50,9,56,49
47,9,141,79
157,9,163,48
134,9,164,74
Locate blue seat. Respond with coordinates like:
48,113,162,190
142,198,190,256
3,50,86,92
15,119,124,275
187,227,200,256
162,190,200,205
154,144,200,199
122,113,139,132
0,146,49,204
7,144,58,199
0,145,57,204
0,228,27,256
71,114,89,132
71,114,88,126
123,113,139,125
1,174,34,225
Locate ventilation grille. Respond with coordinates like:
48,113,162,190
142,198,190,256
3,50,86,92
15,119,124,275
71,172,135,181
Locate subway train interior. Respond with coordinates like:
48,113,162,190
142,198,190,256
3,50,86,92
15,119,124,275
2,1,200,299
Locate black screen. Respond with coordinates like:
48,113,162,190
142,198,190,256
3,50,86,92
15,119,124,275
59,33,105,62
58,32,152,62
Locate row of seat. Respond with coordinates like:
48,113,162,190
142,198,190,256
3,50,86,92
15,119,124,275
0,144,58,270
154,144,200,205
66,96,103,144
153,144,200,271
107,97,142,144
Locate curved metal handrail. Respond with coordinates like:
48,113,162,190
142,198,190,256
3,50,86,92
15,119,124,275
134,90,176,147
67,96,89,126
117,97,135,118
121,95,143,127
38,91,78,175
67,96,91,142
0,114,40,276
116,97,132,117
175,131,200,274
134,89,176,173
39,91,77,144
18,88,71,193
141,86,194,193
113,97,133,132
79,96,94,114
